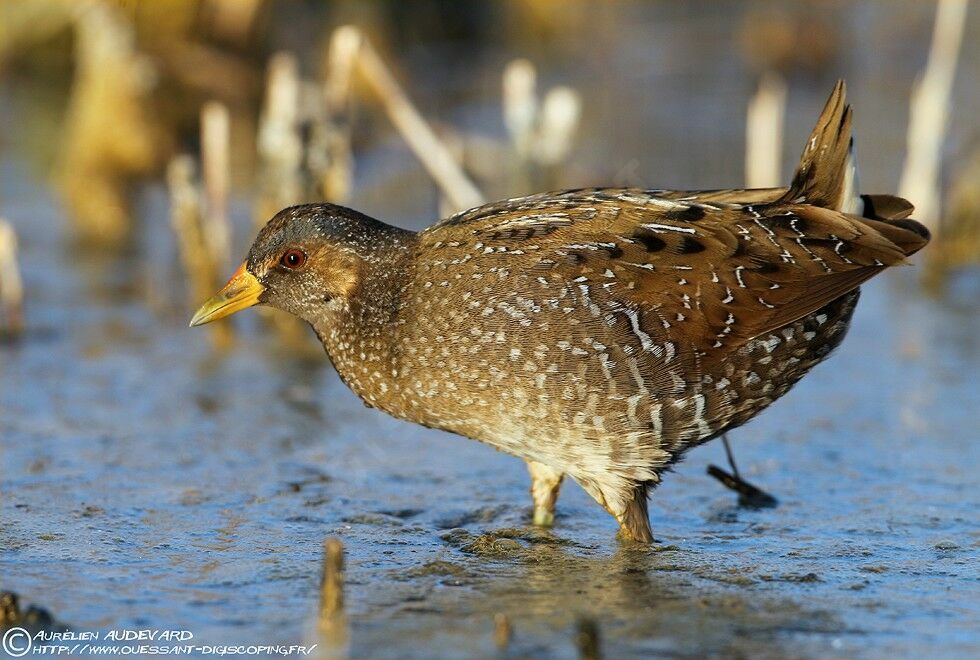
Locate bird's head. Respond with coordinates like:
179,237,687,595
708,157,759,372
189,203,405,328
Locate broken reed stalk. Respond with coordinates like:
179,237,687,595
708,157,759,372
437,128,468,219
256,51,304,226
350,28,485,213
503,59,538,160
502,58,538,192
897,0,968,233
576,618,601,660
534,84,581,193
0,220,25,338
201,101,231,267
59,1,159,247
314,26,360,203
254,51,317,344
202,0,264,47
167,155,232,347
319,537,345,620
316,537,349,659
534,85,581,167
745,72,787,189
928,147,980,284
259,27,490,231
0,591,20,626
502,58,581,191
493,613,512,649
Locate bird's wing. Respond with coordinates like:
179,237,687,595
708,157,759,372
655,187,786,205
424,189,928,361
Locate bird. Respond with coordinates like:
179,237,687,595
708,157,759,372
190,82,929,543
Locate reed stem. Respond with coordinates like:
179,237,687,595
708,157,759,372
898,0,968,231
168,155,232,347
745,72,787,189
201,101,231,267
0,220,24,338
352,29,484,213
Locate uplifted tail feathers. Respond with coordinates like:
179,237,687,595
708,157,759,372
782,80,929,257
782,80,861,213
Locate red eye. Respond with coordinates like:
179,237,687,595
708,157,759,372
280,249,307,270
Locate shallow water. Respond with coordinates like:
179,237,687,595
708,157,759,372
3,156,979,658
3,2,980,657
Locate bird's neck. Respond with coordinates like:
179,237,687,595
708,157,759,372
312,225,418,413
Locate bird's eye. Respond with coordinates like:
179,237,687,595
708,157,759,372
280,249,307,270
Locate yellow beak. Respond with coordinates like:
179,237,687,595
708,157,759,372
189,263,265,327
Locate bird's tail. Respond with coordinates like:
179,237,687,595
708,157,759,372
781,80,929,256
781,80,860,213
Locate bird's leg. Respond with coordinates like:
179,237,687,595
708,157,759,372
706,434,779,508
526,460,564,527
722,433,742,478
615,483,653,544
579,478,654,543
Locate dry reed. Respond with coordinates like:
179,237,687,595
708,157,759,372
745,72,787,189
350,28,484,213
167,150,232,348
256,51,304,227
898,0,968,232
493,612,512,649
0,219,24,338
59,1,160,246
317,537,349,658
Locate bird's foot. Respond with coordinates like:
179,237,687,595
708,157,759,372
615,525,654,544
526,460,564,528
709,434,778,508
532,506,555,527
614,484,654,544
706,465,779,508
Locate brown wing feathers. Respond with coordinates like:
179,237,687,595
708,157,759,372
574,201,921,353
425,81,929,357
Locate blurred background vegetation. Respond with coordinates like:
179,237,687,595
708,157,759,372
0,0,976,341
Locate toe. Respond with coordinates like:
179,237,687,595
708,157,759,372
532,507,555,527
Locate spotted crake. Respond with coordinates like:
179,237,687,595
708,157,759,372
191,81,929,543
